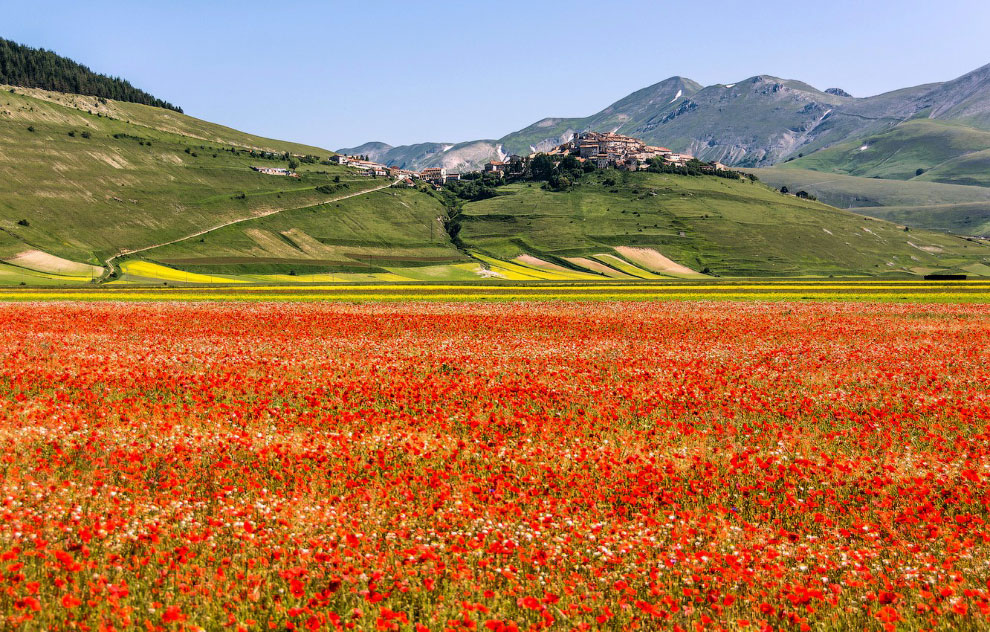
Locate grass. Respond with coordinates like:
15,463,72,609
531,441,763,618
755,119,990,236
0,279,986,303
457,171,990,277
0,261,100,285
0,85,375,266
749,167,990,237
139,187,469,276
781,119,990,183
3,86,989,284
592,254,665,279
2,84,330,156
470,252,603,281
117,260,247,284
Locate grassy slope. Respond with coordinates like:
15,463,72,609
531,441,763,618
140,187,470,275
0,87,376,265
3,86,988,285
781,119,990,184
751,167,990,236
1,84,329,155
457,171,990,277
758,119,990,236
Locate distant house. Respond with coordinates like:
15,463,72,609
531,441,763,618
579,143,599,159
345,157,390,174
484,161,507,174
329,155,348,165
662,152,691,166
420,167,447,183
444,173,461,183
252,166,295,176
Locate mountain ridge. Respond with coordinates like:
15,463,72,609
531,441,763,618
343,64,990,173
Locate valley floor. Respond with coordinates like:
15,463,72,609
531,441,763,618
0,278,987,303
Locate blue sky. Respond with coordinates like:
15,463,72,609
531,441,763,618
4,0,990,150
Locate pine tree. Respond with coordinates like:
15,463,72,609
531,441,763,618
0,38,182,112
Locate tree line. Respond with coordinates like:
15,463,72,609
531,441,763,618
0,38,182,112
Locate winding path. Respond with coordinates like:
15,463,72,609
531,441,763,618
102,179,397,279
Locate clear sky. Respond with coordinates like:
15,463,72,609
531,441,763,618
4,0,990,150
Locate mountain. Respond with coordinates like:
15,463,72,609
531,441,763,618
345,64,990,236
358,65,990,173
336,141,394,162
499,77,704,156
338,140,506,173
0,38,182,112
336,77,705,172
750,65,990,236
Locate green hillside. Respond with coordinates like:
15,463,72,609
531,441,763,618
781,119,990,185
135,187,474,282
752,167,990,237
456,171,990,277
3,84,330,155
745,114,990,236
2,81,989,286
0,86,377,276
129,170,990,283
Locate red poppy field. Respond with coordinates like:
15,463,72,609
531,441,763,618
1,301,988,631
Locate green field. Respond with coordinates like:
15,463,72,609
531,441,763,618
0,84,379,266
750,119,990,237
0,279,986,303
750,167,990,237
456,171,990,277
781,119,990,184
3,85,990,287
137,187,472,278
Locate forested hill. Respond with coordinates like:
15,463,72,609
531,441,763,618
0,38,182,112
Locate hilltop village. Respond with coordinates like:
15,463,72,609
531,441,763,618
266,131,734,188
520,131,726,172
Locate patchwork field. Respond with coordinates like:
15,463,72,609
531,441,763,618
1,301,988,630
456,172,990,278
5,85,990,285
0,279,987,303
